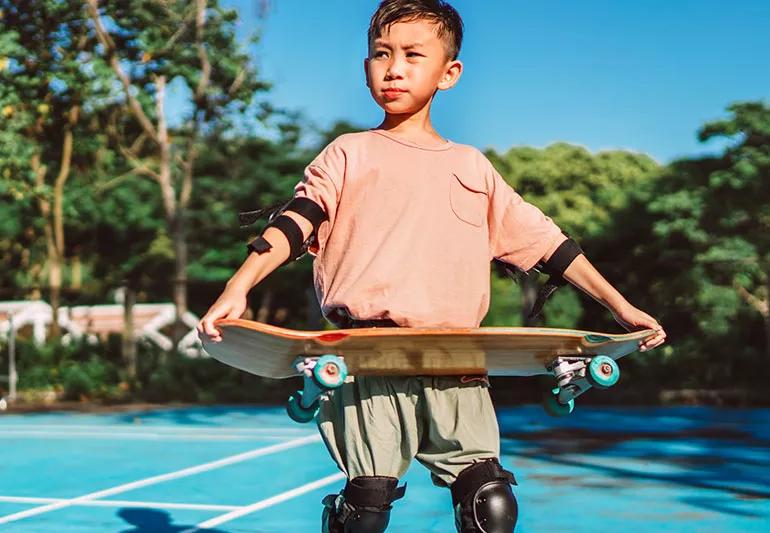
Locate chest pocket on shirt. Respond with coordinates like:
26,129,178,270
449,173,487,227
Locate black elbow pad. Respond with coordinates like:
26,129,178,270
243,197,327,263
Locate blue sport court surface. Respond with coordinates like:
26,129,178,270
0,405,768,531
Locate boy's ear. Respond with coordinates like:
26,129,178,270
437,59,463,91
363,58,371,88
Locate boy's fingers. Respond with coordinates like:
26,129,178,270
201,316,221,338
199,318,222,340
637,315,663,335
639,329,666,351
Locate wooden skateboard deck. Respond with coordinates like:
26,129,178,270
200,320,654,419
201,319,653,378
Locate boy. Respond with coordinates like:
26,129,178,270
198,1,667,531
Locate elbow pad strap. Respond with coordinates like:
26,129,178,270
245,215,306,263
239,197,327,229
267,215,305,262
247,236,273,256
284,197,327,232
540,238,583,279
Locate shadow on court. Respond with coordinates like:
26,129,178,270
500,417,770,519
117,508,230,533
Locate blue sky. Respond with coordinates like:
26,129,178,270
217,0,770,162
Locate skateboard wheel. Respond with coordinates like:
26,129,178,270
286,391,319,423
542,389,575,417
586,355,620,389
313,355,348,389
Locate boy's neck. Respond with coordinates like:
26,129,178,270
376,102,447,146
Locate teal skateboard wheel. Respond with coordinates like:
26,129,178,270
586,355,620,389
313,355,348,388
543,388,575,417
286,390,318,423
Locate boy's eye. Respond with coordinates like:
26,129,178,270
407,52,423,58
373,51,388,58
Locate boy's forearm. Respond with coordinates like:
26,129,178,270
225,227,289,293
562,255,630,313
225,212,314,294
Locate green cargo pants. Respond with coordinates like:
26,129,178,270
316,375,500,487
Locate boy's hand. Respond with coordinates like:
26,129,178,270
197,288,248,343
611,302,667,352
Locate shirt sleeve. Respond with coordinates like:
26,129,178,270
487,164,566,271
293,138,347,252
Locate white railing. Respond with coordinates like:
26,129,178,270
0,301,203,357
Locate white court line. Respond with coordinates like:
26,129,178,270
0,496,239,512
0,429,313,441
184,472,346,532
0,424,310,434
0,434,321,525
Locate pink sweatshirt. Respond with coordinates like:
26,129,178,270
294,129,566,328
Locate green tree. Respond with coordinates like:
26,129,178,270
0,0,113,331
86,0,269,339
652,101,770,362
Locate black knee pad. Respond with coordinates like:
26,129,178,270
451,459,518,533
322,476,406,533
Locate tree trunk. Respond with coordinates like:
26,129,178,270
122,286,137,379
50,110,77,337
71,255,82,290
522,275,538,327
33,107,77,339
48,260,62,338
31,154,60,338
172,213,188,345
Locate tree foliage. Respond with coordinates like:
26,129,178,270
650,102,770,362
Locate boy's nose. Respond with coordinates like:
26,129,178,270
385,68,404,80
385,59,405,79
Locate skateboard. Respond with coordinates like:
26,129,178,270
200,319,654,422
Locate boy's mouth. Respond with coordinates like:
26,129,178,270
382,88,407,98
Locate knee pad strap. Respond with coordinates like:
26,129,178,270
344,476,406,508
322,476,406,533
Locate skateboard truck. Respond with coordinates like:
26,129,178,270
286,355,349,423
284,352,621,420
543,355,620,417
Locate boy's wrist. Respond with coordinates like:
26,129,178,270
605,295,631,315
225,277,252,295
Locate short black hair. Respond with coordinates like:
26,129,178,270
368,0,464,60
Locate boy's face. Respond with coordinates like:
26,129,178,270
365,19,462,115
